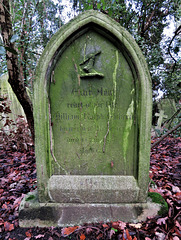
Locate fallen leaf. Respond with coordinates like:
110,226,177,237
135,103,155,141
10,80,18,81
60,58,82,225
25,231,32,237
102,224,109,229
8,171,16,179
112,221,126,230
173,237,180,240
126,229,132,240
4,222,14,231
62,226,79,236
172,185,180,193
48,237,53,240
175,192,181,198
13,196,24,206
35,234,45,239
129,223,142,229
155,232,166,240
80,233,86,240
109,229,116,239
2,204,8,209
97,233,103,240
175,220,181,230
118,221,126,230
85,227,92,235
157,217,168,225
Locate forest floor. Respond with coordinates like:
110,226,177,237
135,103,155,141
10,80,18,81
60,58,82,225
0,136,180,240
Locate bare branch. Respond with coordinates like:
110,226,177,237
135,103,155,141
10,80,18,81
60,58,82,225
168,25,181,72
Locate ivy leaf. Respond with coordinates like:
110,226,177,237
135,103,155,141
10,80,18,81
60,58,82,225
10,34,19,43
5,47,18,55
97,3,101,9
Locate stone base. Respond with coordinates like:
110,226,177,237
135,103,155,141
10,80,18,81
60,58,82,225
48,175,139,203
19,191,161,227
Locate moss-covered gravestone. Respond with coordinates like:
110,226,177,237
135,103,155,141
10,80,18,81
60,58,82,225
0,74,26,130
19,11,160,227
157,98,178,128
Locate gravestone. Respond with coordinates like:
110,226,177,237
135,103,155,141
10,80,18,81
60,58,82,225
0,74,26,130
19,11,160,227
155,110,168,129
157,98,178,128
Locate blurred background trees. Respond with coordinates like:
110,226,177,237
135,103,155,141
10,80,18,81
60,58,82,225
0,0,180,136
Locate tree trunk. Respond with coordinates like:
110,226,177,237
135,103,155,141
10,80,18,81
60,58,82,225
0,0,34,141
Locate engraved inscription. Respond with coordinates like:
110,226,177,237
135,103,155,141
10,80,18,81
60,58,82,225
49,30,136,175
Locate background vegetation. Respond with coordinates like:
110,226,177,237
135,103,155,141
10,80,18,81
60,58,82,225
0,0,181,137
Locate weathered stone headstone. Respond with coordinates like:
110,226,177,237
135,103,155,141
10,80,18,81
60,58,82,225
19,11,160,227
0,74,26,130
155,110,168,129
157,98,178,128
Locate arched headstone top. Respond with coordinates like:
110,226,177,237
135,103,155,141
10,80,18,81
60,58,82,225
35,10,151,89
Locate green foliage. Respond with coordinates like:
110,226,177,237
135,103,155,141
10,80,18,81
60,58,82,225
161,60,181,102
0,0,64,88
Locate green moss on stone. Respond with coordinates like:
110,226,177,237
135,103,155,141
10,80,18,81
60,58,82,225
25,194,36,202
148,192,168,216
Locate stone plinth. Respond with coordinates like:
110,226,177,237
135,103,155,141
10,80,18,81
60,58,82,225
19,191,161,227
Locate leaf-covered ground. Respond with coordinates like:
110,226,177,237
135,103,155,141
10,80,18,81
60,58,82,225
0,137,180,240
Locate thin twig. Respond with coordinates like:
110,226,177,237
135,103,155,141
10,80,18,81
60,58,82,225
173,210,181,221
168,25,181,73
